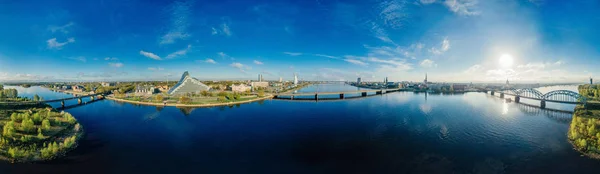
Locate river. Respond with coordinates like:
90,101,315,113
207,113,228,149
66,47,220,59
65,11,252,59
1,85,599,174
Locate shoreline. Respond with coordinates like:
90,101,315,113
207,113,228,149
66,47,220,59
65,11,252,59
105,95,274,108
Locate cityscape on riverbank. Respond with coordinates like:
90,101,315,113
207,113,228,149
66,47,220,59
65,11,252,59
3,0,600,173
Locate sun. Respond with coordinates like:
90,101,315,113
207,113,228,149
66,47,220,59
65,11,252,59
499,54,514,68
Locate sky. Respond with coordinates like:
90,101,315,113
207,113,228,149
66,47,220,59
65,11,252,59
0,0,599,83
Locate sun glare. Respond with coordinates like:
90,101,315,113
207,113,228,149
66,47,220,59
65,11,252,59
499,54,514,68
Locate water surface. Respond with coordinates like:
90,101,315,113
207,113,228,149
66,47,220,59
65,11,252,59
1,85,598,174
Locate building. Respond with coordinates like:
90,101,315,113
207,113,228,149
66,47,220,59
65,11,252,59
73,85,85,92
279,77,283,83
61,85,72,90
167,71,211,95
156,85,170,93
451,84,468,92
591,77,594,84
136,85,157,95
230,84,251,92
258,74,264,82
101,82,115,87
424,73,428,84
294,73,298,86
357,77,362,84
251,82,269,89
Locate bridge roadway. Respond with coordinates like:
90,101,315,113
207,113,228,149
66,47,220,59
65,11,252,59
274,88,401,100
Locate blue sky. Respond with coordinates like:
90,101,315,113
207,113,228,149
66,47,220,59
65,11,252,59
0,0,599,83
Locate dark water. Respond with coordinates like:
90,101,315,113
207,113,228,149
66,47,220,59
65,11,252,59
1,85,599,174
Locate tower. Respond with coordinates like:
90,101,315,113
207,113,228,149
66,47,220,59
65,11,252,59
258,74,262,82
294,73,298,86
357,77,361,84
279,77,282,83
591,77,594,84
424,73,428,84
506,79,509,85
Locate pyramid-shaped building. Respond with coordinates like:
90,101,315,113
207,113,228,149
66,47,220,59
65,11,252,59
168,71,211,95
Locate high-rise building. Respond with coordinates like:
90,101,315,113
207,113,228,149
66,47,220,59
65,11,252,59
294,73,298,85
385,77,388,84
258,74,262,82
279,77,283,83
357,77,362,84
591,77,594,84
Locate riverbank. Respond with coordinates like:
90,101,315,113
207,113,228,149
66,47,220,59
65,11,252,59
0,107,84,162
106,94,274,108
568,102,600,159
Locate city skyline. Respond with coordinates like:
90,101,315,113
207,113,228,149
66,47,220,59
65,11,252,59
1,0,599,83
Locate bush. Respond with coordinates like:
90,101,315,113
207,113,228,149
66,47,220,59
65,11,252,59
200,90,210,97
179,96,191,104
217,91,227,97
2,122,16,137
258,90,265,97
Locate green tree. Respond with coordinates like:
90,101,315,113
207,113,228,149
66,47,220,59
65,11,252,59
2,122,16,137
42,119,51,130
21,118,35,133
200,90,210,97
32,113,42,124
0,84,3,90
258,90,265,97
37,128,44,139
33,94,40,101
179,96,191,104
154,94,164,102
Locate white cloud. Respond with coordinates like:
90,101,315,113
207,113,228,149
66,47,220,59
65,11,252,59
109,62,124,68
148,67,164,71
160,1,191,44
217,52,234,60
283,52,303,56
212,22,232,36
253,60,264,65
443,0,480,16
222,23,232,36
140,50,161,60
420,59,437,68
429,37,450,55
47,38,75,50
463,64,482,73
370,22,394,43
230,62,251,72
211,27,218,35
314,54,340,59
203,58,217,64
68,56,86,62
104,57,119,61
344,58,368,66
378,0,407,29
48,22,74,33
420,0,437,4
165,45,191,59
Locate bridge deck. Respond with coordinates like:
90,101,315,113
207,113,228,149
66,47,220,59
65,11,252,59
0,93,102,104
277,88,401,96
495,91,583,104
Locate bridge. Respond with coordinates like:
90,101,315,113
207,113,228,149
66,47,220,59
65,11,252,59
490,88,586,108
273,88,402,100
0,93,106,108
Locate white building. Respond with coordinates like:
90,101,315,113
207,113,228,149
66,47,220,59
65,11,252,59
136,85,157,95
101,82,115,87
294,73,298,86
251,82,269,89
230,84,251,92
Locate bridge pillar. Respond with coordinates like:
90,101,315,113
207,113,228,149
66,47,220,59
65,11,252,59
315,94,319,101
61,100,65,107
500,93,504,98
362,92,367,97
376,90,383,95
340,93,344,99
515,96,520,103
541,100,546,109
77,98,82,104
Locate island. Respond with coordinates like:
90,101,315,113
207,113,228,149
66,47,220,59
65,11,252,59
568,84,600,159
0,85,83,162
